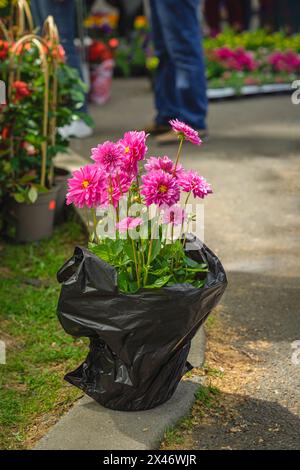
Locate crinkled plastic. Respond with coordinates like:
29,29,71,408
57,235,227,411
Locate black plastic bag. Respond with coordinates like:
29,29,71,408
57,236,227,411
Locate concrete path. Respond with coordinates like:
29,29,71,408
35,382,199,450
35,329,205,450
50,78,300,450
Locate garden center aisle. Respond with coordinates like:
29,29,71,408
71,78,300,449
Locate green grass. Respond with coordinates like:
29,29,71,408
0,219,88,449
162,385,220,448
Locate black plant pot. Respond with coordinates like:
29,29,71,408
11,186,59,243
54,167,71,224
57,236,227,411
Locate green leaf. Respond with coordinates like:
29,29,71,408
183,255,205,269
185,266,208,273
145,275,172,289
118,271,128,293
109,239,124,257
149,238,162,263
183,256,199,268
89,244,110,263
34,185,48,193
13,193,25,203
28,186,38,204
193,279,206,289
124,243,135,263
149,266,169,276
127,281,138,293
18,174,36,185
76,112,94,128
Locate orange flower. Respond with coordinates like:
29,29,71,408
14,42,32,55
45,41,66,62
134,15,147,29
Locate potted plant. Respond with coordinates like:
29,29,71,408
0,7,89,241
57,120,227,411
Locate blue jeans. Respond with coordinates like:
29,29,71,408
31,0,87,112
150,0,207,129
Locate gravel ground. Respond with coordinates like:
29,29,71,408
71,78,300,450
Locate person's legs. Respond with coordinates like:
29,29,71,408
31,0,87,114
151,0,207,130
30,0,45,28
150,0,178,126
46,0,82,77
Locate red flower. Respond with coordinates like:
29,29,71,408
12,81,31,101
108,38,119,49
1,126,10,140
0,40,9,60
88,41,112,63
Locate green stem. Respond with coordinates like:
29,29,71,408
182,220,190,250
179,190,192,241
140,238,146,270
173,137,184,176
91,208,98,242
135,173,142,203
143,238,153,286
185,190,192,207
131,238,140,288
84,206,92,240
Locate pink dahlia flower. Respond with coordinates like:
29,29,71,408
91,141,123,173
117,216,143,233
179,170,212,199
66,164,106,208
102,172,133,208
162,204,186,226
119,130,148,163
169,119,202,146
145,156,183,179
141,169,180,207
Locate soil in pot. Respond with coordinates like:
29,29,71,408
11,186,59,243
54,167,71,224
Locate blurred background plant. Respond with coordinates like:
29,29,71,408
0,2,89,237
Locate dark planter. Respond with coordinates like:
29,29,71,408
11,186,59,243
54,167,71,223
57,236,227,411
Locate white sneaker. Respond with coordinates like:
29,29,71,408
59,119,93,139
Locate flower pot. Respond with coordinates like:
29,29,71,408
11,186,59,243
54,167,71,223
57,236,227,411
